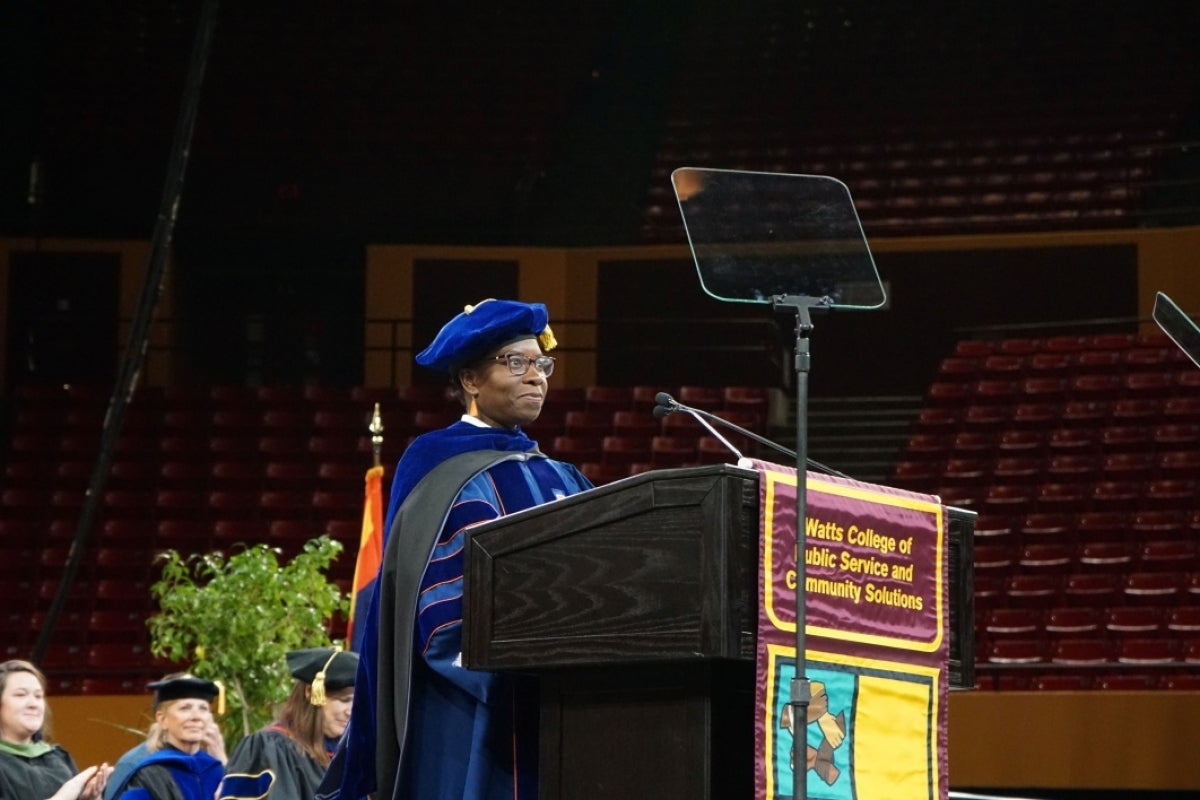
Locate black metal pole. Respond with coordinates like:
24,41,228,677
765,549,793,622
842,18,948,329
775,296,826,800
32,0,220,664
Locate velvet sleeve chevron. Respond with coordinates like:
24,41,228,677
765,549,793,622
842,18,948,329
414,457,592,703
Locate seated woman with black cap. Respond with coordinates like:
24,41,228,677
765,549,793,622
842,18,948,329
109,674,226,800
217,647,358,799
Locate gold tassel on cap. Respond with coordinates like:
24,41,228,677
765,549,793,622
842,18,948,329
309,647,342,707
213,680,226,716
537,324,557,352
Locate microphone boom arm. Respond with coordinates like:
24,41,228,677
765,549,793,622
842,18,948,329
654,393,848,479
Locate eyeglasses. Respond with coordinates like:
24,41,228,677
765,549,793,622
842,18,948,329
490,352,555,377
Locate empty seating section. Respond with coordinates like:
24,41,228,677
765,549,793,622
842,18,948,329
907,332,1200,688
1,381,781,687
639,6,1198,243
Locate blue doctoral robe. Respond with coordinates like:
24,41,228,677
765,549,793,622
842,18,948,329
112,747,224,800
317,421,592,800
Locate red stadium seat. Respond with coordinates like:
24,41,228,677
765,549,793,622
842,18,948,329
563,410,613,440
1095,674,1157,691
264,460,318,489
696,436,737,464
1078,541,1135,571
676,386,723,411
1137,539,1197,571
1046,427,1098,453
937,356,982,382
87,610,149,643
953,340,995,359
80,677,141,694
1074,511,1128,543
961,404,1010,430
1116,638,1178,665
584,385,634,414
972,544,1016,573
1006,574,1060,606
991,457,1041,484
1162,396,1200,422
1044,454,1098,481
996,430,1043,454
211,519,265,551
1050,638,1112,665
580,462,630,486
1098,427,1152,454
611,410,660,438
1033,674,1090,691
891,461,936,491
1157,450,1200,479
1122,572,1182,604
212,460,266,491
86,642,151,672
1109,397,1162,422
1010,402,1063,430
549,435,602,464
1061,572,1119,607
1069,374,1120,402
1104,606,1163,637
600,435,652,467
260,490,311,521
985,638,1046,664
1123,370,1174,397
1044,607,1101,635
971,514,1018,544
1017,543,1074,573
650,435,696,468
984,608,1042,638
1143,478,1196,510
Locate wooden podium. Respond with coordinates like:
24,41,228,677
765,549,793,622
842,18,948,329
463,464,975,799
463,464,759,799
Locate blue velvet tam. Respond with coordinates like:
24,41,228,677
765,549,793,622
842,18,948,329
415,298,558,374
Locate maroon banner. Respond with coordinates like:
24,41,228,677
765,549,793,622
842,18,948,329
749,459,949,800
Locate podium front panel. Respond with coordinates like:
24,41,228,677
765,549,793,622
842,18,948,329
463,464,761,670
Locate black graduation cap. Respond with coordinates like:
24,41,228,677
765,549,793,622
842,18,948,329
286,647,359,705
147,674,221,709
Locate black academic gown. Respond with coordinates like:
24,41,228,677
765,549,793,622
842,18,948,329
0,745,79,799
218,726,327,799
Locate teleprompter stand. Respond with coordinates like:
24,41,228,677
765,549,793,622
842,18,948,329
672,167,887,800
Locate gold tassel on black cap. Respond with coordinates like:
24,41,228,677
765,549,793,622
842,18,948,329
309,646,341,707
214,680,226,716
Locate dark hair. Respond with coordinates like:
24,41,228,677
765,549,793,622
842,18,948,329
0,659,55,740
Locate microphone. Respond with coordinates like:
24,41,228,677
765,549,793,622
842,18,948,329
653,392,848,479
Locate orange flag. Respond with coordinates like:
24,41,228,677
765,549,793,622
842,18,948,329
347,464,384,652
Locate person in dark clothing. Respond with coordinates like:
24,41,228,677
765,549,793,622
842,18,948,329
109,674,225,800
218,647,358,799
0,659,111,800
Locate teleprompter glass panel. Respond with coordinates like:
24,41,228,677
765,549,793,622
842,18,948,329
1152,291,1200,368
672,167,885,309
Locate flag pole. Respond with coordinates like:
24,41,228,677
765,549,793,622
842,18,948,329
370,402,384,468
348,403,386,652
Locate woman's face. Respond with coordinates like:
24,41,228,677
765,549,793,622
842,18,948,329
460,337,548,430
156,698,213,753
0,670,45,743
320,687,354,739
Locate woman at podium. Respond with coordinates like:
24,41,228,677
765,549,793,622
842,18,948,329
319,299,593,800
